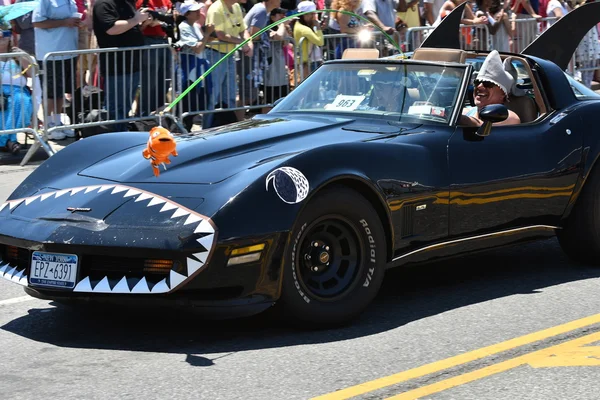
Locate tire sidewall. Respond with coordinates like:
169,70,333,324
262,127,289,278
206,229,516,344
280,187,386,325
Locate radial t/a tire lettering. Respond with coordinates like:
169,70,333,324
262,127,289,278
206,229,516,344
278,186,386,327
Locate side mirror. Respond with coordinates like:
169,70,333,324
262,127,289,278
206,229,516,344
272,97,285,108
477,104,508,137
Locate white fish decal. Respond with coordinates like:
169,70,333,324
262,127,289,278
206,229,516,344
266,167,309,204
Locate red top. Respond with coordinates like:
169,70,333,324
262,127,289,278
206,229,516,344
136,0,173,37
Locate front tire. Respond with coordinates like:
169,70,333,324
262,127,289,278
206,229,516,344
279,186,387,327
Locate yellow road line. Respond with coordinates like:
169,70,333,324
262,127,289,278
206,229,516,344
386,331,600,400
312,313,600,400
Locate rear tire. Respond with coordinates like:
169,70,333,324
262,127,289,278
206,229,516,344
557,166,600,264
278,186,387,328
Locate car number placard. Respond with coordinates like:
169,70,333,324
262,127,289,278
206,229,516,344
324,95,365,111
30,251,78,289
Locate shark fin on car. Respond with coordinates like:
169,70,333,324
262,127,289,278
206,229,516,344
522,2,600,70
419,2,466,50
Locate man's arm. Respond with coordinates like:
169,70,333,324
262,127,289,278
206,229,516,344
364,11,394,33
106,9,149,35
423,1,435,25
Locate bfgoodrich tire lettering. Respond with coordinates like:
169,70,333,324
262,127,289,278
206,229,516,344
279,186,386,327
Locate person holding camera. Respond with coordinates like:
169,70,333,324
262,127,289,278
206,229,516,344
135,0,173,117
93,0,148,131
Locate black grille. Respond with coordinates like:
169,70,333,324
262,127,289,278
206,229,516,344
0,245,30,270
81,255,184,282
401,205,414,238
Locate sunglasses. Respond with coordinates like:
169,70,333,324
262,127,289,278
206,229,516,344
474,80,496,89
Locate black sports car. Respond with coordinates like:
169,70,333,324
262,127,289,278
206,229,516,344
1,3,600,327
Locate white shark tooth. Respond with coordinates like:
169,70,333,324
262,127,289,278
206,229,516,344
193,251,208,264
195,219,215,235
25,195,40,205
111,186,128,195
187,257,204,275
131,277,150,294
8,199,24,209
169,270,186,287
197,234,214,251
54,189,70,198
93,277,112,293
112,276,131,293
70,187,86,196
73,277,92,292
184,214,202,226
84,185,101,194
0,203,7,212
98,185,115,193
135,193,154,202
124,189,141,198
11,269,24,283
171,208,190,219
151,278,169,293
147,197,166,207
0,264,8,276
160,202,178,213
40,193,55,201
4,266,16,278
19,275,28,286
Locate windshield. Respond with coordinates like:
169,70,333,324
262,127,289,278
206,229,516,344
564,73,600,99
272,62,467,124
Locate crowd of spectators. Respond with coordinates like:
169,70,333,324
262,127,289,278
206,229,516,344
0,0,599,154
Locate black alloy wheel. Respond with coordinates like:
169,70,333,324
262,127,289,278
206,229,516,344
297,216,361,301
279,186,387,328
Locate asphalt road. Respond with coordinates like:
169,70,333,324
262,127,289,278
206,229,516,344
2,167,600,400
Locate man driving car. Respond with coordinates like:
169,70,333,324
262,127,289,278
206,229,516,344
461,50,521,127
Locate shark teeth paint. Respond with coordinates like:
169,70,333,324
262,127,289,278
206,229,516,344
0,184,217,294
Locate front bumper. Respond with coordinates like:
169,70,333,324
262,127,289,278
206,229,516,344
0,184,217,295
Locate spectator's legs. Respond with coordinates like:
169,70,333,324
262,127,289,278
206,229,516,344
139,37,171,116
104,71,140,132
204,48,230,129
43,59,76,140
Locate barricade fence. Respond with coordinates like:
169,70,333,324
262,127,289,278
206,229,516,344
42,44,175,138
0,51,54,166
174,37,299,129
1,19,597,158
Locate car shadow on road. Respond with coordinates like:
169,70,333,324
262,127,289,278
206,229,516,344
3,238,600,363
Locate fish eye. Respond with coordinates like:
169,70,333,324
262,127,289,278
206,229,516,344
152,131,160,137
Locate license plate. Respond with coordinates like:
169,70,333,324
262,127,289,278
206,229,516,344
30,251,78,289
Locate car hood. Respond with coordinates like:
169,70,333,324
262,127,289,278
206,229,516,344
78,115,411,184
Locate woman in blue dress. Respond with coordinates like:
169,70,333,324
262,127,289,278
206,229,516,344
0,30,34,155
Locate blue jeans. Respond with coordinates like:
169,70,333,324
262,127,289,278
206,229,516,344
204,48,237,129
104,72,140,132
138,37,171,116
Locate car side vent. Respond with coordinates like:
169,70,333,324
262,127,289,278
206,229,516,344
401,205,414,238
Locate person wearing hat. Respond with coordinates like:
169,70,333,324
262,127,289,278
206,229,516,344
292,0,324,82
367,70,413,112
460,50,521,127
175,0,214,130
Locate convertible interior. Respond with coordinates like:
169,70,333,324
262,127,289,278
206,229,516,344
342,47,548,125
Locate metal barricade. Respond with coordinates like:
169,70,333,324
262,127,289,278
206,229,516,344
41,44,175,137
0,51,54,166
174,38,298,129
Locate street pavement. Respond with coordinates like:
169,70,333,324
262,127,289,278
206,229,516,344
2,160,600,399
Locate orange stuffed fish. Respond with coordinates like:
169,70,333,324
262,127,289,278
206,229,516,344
142,127,178,177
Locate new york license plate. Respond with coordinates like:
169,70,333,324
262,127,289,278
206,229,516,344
30,251,78,289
